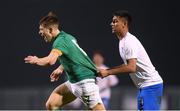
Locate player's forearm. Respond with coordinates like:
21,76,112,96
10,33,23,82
111,64,126,69
58,65,64,71
108,64,136,75
35,57,51,66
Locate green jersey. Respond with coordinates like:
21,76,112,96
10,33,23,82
52,31,97,83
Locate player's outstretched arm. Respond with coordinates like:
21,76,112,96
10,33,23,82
24,49,62,66
99,58,137,77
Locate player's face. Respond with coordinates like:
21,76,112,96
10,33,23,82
111,16,125,34
39,25,53,42
93,54,104,66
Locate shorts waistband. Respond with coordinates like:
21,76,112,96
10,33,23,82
74,79,95,85
140,83,163,90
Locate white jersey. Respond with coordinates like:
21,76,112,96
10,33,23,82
96,65,119,98
119,32,163,88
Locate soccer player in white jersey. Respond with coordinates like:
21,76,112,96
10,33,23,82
93,51,119,109
99,10,163,110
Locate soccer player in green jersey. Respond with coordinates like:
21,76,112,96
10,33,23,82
24,12,105,110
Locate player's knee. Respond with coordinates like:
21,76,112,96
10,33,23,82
92,103,106,110
46,101,60,110
45,101,51,110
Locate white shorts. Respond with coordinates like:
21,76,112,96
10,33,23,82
65,79,103,108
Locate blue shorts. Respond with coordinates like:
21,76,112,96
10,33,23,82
137,83,163,110
101,98,110,110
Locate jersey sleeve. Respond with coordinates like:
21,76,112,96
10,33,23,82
52,38,68,55
51,49,63,56
124,40,138,60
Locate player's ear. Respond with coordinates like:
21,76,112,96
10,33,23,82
124,21,128,27
49,27,53,33
123,19,128,27
121,18,127,27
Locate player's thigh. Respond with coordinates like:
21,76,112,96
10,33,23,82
81,81,105,110
47,83,77,107
138,88,162,110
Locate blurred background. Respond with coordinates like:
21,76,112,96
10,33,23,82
0,0,180,110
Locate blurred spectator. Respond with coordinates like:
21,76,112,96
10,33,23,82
93,51,119,109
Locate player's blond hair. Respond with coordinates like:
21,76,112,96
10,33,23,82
39,11,59,29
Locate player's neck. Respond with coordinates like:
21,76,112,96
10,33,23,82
96,63,103,67
53,29,60,38
117,29,128,40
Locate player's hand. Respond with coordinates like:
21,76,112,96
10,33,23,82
24,55,38,64
98,69,109,78
50,67,63,82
